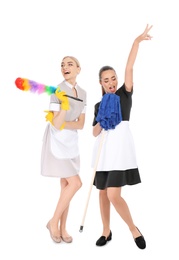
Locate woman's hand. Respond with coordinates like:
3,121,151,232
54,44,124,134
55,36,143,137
55,87,70,110
135,24,153,43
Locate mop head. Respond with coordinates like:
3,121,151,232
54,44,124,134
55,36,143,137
96,93,122,130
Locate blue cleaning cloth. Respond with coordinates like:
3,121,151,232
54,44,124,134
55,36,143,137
96,93,122,130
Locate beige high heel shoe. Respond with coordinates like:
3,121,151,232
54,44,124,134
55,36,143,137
61,235,73,243
46,221,61,243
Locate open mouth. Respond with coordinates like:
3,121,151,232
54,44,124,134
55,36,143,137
109,86,115,92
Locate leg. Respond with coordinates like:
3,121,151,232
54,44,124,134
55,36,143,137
49,175,82,238
107,187,141,239
99,189,111,237
96,189,112,246
59,178,70,237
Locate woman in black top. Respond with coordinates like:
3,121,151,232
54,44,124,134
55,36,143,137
92,24,153,249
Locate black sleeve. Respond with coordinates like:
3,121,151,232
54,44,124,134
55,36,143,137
115,83,133,121
116,83,133,97
92,102,100,126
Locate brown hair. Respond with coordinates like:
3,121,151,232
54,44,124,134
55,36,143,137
99,65,116,96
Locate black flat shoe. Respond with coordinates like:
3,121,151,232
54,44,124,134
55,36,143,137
96,231,112,246
134,227,146,249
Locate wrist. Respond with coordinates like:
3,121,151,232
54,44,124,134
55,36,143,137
60,122,66,130
134,38,140,45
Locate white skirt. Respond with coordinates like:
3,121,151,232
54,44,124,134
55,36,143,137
91,121,138,171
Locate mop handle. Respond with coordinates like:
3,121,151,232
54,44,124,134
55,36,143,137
79,130,106,232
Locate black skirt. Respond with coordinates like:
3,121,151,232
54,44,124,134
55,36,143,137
93,168,141,190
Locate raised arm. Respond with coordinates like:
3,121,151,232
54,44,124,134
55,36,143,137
125,24,153,92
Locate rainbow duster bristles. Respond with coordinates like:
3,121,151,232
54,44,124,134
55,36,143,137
15,77,57,95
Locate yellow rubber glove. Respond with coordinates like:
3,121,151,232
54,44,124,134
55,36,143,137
55,87,70,110
44,110,54,123
44,110,65,130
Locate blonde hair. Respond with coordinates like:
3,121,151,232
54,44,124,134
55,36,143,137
62,56,81,68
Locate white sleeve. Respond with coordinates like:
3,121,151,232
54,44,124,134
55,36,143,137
81,104,87,113
49,94,60,111
49,103,60,111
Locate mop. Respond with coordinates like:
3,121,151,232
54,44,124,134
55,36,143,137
79,93,122,232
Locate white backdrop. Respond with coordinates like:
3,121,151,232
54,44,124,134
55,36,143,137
1,0,179,259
